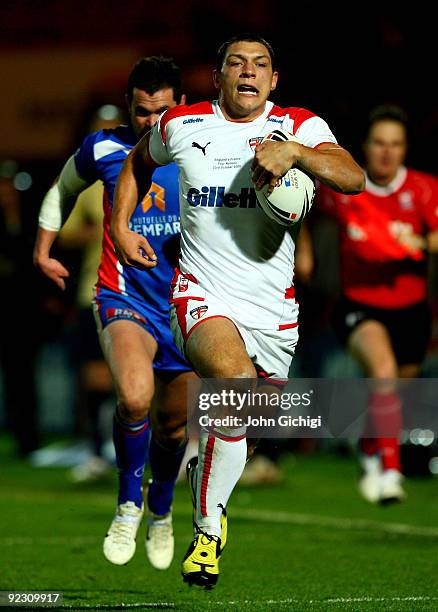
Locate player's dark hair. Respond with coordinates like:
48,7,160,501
366,104,408,136
127,56,182,104
216,33,276,71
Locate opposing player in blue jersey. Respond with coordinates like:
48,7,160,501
34,56,195,570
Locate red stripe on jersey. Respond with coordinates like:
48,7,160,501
284,286,295,299
96,190,122,293
170,266,198,286
160,102,214,144
268,106,317,134
257,370,288,387
169,267,180,289
315,141,339,149
183,273,198,283
170,295,204,304
278,322,299,331
200,434,215,517
174,299,189,341
169,267,183,296
169,268,202,304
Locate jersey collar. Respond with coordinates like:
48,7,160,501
213,99,274,124
124,124,139,146
365,166,408,196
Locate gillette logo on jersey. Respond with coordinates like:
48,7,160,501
148,100,338,329
187,186,257,208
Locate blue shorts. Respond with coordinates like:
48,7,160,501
93,286,191,375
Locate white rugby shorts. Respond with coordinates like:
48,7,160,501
169,268,298,380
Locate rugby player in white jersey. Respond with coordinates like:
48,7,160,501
111,33,365,588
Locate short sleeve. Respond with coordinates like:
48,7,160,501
74,133,100,183
295,116,338,149
149,113,172,166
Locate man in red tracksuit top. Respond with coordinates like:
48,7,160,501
318,105,438,504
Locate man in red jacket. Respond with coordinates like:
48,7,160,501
317,105,438,504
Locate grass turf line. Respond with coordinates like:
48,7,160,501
1,445,438,610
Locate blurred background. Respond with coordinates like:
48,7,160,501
2,6,438,607
1,1,438,470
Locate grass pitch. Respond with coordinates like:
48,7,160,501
2,440,438,611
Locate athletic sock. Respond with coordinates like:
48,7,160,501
195,428,247,537
359,437,379,457
147,434,187,516
113,407,150,509
368,391,402,472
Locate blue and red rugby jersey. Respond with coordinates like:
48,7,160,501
74,125,180,313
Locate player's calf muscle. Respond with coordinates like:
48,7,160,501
152,423,186,447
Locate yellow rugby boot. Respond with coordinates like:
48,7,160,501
181,531,221,589
186,456,227,551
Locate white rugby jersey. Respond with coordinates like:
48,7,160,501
149,100,337,329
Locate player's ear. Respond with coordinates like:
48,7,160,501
125,93,131,112
178,94,187,106
213,69,221,90
270,71,278,91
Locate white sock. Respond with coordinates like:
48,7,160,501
195,428,247,537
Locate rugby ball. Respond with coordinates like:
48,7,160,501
255,129,315,226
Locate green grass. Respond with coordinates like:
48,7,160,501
2,440,438,611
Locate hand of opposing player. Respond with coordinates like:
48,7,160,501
34,255,70,290
390,223,427,253
396,231,427,253
251,140,302,195
111,227,157,269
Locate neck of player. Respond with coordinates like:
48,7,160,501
219,96,267,123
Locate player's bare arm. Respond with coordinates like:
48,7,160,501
111,133,159,269
34,156,90,290
252,140,365,195
33,228,70,290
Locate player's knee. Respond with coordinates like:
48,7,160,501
117,388,152,422
211,361,257,378
236,366,258,378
